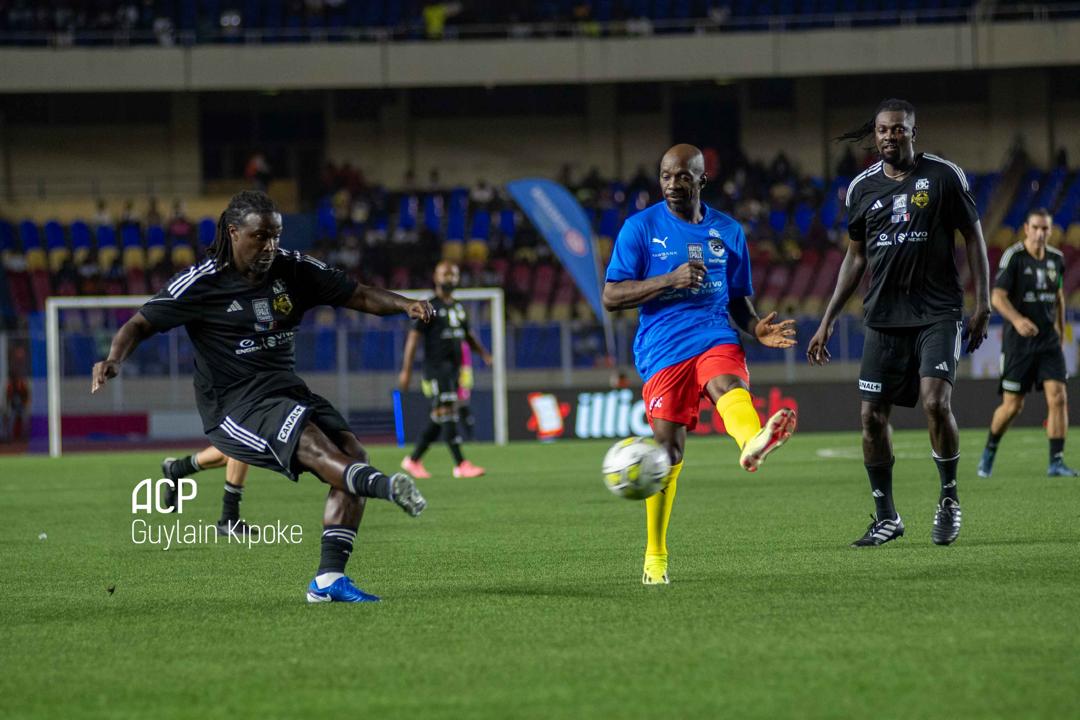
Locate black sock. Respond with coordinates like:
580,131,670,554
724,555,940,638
220,481,243,523
344,462,391,499
411,420,442,461
173,454,201,477
459,405,474,440
986,431,1002,452
1050,437,1065,463
317,525,356,575
934,451,960,503
444,420,465,465
866,458,896,520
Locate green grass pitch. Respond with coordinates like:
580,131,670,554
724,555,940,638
2,428,1079,719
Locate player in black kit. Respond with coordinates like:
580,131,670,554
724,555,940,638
807,99,991,547
399,261,492,479
92,190,434,603
978,208,1078,478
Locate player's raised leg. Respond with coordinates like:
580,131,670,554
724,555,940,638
979,391,1024,478
922,377,962,545
851,399,906,547
1044,380,1078,476
703,362,795,473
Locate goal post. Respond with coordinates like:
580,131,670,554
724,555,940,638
45,287,508,458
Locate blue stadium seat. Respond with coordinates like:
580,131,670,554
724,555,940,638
71,221,92,265
197,218,216,248
97,225,119,270
424,194,444,234
398,194,418,231
146,225,167,267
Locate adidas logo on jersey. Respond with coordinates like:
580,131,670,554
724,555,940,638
935,361,949,371
871,199,884,211
226,300,243,313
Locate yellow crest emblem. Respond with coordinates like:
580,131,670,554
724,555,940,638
911,191,930,209
273,293,293,315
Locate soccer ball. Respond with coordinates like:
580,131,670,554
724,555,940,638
601,437,671,500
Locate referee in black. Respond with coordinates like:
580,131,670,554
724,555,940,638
978,208,1077,478
807,98,991,548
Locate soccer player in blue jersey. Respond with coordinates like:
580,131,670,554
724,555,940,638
603,144,798,585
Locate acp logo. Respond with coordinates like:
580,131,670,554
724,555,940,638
132,478,197,514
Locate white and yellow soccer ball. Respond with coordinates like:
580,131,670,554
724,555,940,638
601,437,671,500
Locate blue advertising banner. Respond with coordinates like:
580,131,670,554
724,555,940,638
506,178,606,322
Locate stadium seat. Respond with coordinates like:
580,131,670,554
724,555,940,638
1067,223,1080,248
97,225,119,271
197,218,216,249
122,225,146,270
71,221,92,265
527,264,556,322
45,221,69,273
146,225,167,267
19,221,46,272
424,194,445,234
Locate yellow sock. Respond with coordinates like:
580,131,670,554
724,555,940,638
644,461,683,564
715,388,762,449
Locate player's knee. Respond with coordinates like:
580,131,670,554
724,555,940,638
1005,395,1025,415
860,406,889,434
921,394,951,419
1047,388,1067,410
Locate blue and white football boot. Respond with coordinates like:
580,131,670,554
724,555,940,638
306,576,381,603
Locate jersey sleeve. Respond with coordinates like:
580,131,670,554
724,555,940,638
845,184,867,244
139,270,210,331
605,220,647,282
942,163,980,231
993,248,1019,292
292,252,358,308
727,226,754,298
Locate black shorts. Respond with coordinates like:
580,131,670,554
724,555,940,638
999,344,1067,395
206,387,351,481
859,319,963,408
421,366,460,409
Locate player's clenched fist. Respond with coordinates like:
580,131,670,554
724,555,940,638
669,261,706,290
407,300,435,323
91,359,120,393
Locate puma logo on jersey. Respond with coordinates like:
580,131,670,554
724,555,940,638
651,237,668,248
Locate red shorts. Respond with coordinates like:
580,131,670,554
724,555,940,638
642,344,749,430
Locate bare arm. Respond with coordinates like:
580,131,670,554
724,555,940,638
344,284,434,320
466,329,493,366
991,287,1038,337
90,312,157,393
806,239,866,365
398,329,422,391
731,296,797,348
960,221,991,353
1057,287,1066,344
602,261,703,312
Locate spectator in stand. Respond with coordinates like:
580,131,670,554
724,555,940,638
119,199,140,230
244,151,272,192
145,196,163,226
93,199,113,230
166,200,193,243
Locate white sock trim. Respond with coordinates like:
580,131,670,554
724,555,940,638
315,572,345,589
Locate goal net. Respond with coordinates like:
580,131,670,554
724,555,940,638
45,288,507,457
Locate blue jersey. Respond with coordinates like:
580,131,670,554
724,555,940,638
605,201,753,382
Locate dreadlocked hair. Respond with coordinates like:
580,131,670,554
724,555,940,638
208,190,279,269
835,98,916,144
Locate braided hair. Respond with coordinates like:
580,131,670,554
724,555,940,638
207,190,279,269
836,98,917,145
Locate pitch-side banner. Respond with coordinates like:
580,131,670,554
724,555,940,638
506,178,605,320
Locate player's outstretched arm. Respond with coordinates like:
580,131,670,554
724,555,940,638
807,238,867,366
960,221,991,353
466,329,493,366
602,261,704,311
730,297,797,349
90,312,157,394
345,284,434,321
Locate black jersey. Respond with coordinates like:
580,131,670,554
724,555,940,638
846,153,980,328
995,242,1064,352
139,250,357,431
412,296,469,375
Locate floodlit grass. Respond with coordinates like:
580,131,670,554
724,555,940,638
2,428,1078,719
